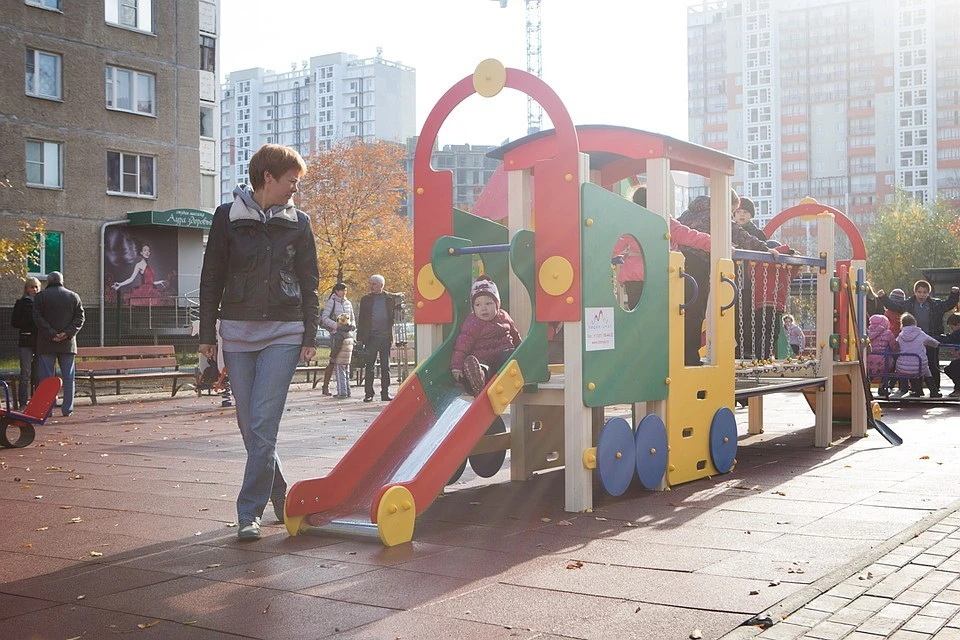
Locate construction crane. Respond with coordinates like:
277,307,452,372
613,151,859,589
491,0,543,134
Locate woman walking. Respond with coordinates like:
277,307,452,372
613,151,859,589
199,144,320,541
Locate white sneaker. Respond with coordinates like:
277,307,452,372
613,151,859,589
891,389,906,398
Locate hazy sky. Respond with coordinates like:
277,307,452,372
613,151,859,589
220,1,696,147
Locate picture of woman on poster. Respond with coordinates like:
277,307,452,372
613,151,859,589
111,242,166,305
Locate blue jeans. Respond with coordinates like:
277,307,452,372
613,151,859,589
335,363,350,396
364,335,392,398
38,352,75,416
223,344,301,524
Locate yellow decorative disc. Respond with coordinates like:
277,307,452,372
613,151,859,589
473,59,507,98
377,486,415,547
417,264,445,301
539,256,574,296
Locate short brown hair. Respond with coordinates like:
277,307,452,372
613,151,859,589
913,279,931,293
947,313,960,328
901,312,916,327
248,144,306,191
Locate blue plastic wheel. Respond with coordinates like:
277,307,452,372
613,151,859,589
634,414,668,490
597,417,637,496
709,407,738,474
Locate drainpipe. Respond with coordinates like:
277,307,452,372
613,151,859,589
99,219,128,346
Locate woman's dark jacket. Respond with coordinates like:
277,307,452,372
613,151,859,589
199,199,320,347
11,296,38,348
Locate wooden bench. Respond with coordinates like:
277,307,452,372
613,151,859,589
75,346,195,405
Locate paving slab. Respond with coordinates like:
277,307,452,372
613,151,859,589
3,385,960,639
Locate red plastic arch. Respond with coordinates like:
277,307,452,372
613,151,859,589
763,202,867,261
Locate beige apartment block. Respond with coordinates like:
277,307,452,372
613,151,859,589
0,0,220,353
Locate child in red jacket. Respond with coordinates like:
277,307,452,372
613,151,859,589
451,276,522,395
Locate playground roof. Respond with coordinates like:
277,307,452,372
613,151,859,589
487,124,751,184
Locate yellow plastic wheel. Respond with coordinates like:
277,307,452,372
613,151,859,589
377,486,416,547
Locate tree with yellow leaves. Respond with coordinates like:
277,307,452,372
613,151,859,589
298,140,412,303
0,218,45,279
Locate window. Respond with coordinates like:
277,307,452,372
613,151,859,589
28,232,62,276
200,105,214,138
25,140,63,188
200,36,215,73
105,66,156,115
26,0,61,9
105,0,153,32
25,48,61,99
107,151,155,197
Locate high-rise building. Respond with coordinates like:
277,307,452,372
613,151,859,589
0,0,221,350
687,0,960,246
220,52,416,203
403,139,501,219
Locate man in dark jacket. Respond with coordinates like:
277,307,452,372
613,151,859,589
877,280,960,397
356,274,402,402
33,271,85,417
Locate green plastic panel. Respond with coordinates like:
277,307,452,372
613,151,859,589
453,208,510,313
415,230,549,413
580,183,669,407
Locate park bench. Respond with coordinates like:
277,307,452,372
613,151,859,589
75,345,194,405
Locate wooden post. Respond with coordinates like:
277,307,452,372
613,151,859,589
814,212,836,447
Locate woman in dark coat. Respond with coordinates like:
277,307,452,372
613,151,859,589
10,277,41,409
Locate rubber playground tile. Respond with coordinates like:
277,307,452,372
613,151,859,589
677,505,820,533
552,598,748,640
692,494,847,519
0,549,77,584
0,602,245,640
503,561,786,614
0,524,156,561
1,564,175,603
291,537,454,567
184,589,391,639
0,592,59,621
115,541,278,576
522,535,739,573
695,549,842,585
413,521,536,550
417,582,624,635
301,566,477,610
791,512,926,541
860,491,960,510
391,545,540,581
331,609,543,640
614,522,781,552
197,552,377,591
753,532,879,561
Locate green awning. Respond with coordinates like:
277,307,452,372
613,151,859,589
127,208,213,230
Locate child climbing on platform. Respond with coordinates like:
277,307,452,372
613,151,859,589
331,312,356,398
867,314,899,397
451,275,522,396
892,313,939,398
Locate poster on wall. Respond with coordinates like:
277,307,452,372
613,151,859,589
104,226,178,306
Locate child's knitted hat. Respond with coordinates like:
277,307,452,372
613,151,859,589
889,289,906,302
471,275,500,308
337,312,351,325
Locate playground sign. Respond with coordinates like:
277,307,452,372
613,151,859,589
584,307,615,351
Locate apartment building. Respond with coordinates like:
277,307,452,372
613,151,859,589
220,51,416,203
687,0,960,248
403,139,501,219
0,0,220,350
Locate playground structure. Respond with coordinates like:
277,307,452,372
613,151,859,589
283,60,879,546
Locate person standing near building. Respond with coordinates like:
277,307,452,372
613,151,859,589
32,271,84,417
199,143,320,541
10,277,41,410
357,274,402,402
319,282,354,395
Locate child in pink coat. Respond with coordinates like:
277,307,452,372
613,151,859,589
867,314,898,396
893,313,940,398
451,276,522,395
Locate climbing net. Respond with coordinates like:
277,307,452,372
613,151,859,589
730,250,827,380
